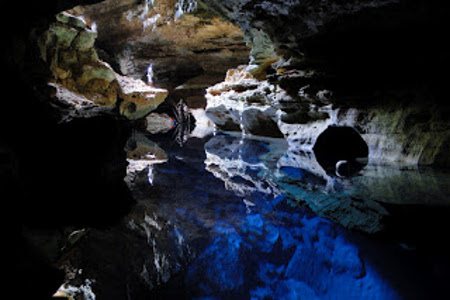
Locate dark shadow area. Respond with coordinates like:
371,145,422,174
313,126,369,175
300,0,448,105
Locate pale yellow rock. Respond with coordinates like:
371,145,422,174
116,74,168,120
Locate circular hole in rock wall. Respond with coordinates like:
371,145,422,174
313,126,369,176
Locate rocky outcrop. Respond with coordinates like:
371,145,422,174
205,66,280,135
116,74,168,120
39,11,168,120
69,0,250,109
39,12,119,107
200,0,449,167
205,66,449,166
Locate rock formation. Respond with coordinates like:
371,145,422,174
5,1,450,299
38,11,169,120
68,0,250,109
201,0,449,167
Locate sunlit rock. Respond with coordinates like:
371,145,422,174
39,10,169,120
72,0,249,109
39,12,120,109
206,62,449,167
189,108,214,138
205,66,280,135
198,0,449,168
116,74,168,120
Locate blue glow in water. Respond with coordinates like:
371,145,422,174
180,190,401,299
240,141,269,164
143,135,449,299
280,166,305,180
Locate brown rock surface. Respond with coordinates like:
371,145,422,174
116,74,168,120
68,0,250,108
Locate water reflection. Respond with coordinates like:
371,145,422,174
56,132,450,299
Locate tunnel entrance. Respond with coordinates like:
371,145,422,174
313,126,369,176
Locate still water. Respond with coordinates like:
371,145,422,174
56,131,450,299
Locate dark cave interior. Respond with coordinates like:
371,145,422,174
2,0,449,299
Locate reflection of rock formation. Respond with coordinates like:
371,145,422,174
55,209,192,299
27,135,449,299
351,166,450,206
205,134,388,233
125,130,168,185
205,134,288,196
52,135,402,299
204,134,450,234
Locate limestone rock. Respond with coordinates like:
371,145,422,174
40,12,119,109
39,10,170,120
116,74,168,120
206,65,286,137
242,108,283,138
56,11,88,29
71,0,250,109
72,29,97,51
205,59,449,167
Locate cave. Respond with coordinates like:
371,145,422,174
313,126,369,175
3,0,450,299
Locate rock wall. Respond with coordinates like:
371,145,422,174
202,0,449,167
205,65,449,166
70,0,250,109
38,11,169,120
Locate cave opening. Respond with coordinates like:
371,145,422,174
313,126,369,175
